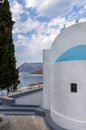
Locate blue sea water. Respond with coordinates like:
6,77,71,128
19,72,43,88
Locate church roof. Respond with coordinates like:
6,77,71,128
56,45,86,62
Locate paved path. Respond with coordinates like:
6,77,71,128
0,89,66,130
7,116,48,130
0,89,43,115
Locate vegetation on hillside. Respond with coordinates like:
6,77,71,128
29,82,43,86
31,69,43,74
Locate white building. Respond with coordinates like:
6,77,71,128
43,22,86,130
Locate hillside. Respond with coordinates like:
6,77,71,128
31,69,43,74
18,62,43,73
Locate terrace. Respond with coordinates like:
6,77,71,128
0,88,66,130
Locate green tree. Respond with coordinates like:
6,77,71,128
0,0,20,92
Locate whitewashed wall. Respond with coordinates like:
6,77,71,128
43,63,51,109
51,61,86,130
43,22,86,110
43,21,86,130
51,22,86,62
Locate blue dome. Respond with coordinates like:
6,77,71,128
56,45,86,62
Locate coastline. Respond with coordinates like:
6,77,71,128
19,72,43,89
8,83,43,97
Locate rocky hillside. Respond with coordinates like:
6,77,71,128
18,62,43,73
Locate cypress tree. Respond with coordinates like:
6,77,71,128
0,0,20,92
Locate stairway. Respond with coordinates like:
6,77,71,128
0,88,44,116
0,104,39,115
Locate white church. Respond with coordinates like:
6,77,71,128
43,22,86,130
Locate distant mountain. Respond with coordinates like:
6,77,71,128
31,69,43,74
18,62,43,73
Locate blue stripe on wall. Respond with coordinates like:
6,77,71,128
56,45,86,62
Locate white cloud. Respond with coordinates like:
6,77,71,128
9,0,86,65
79,18,86,22
15,32,57,67
84,5,86,9
79,5,86,14
15,17,86,66
15,17,75,57
38,0,73,16
25,0,41,8
13,18,39,34
75,0,86,7
10,0,24,21
25,0,71,16
28,33,56,54
25,0,86,17
15,16,86,58
15,34,30,46
48,17,66,28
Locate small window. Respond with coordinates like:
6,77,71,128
70,83,77,93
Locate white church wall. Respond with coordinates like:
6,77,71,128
43,63,51,109
43,22,86,111
43,50,54,109
51,60,86,130
43,49,57,63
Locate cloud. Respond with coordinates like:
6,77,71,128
75,0,86,7
79,5,86,14
13,18,39,34
25,0,86,17
15,15,86,59
15,32,57,66
9,0,86,66
14,16,61,66
79,18,86,22
25,0,71,16
25,0,41,8
15,17,76,66
10,0,24,21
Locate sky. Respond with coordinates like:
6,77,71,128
8,0,86,67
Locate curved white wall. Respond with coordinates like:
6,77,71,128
52,22,86,62
51,61,86,130
43,22,86,111
44,22,86,64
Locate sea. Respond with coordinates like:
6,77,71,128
18,72,43,88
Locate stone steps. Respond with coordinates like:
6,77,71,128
0,111,35,115
11,104,40,108
0,104,38,115
0,104,45,116
0,108,35,112
0,105,36,115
